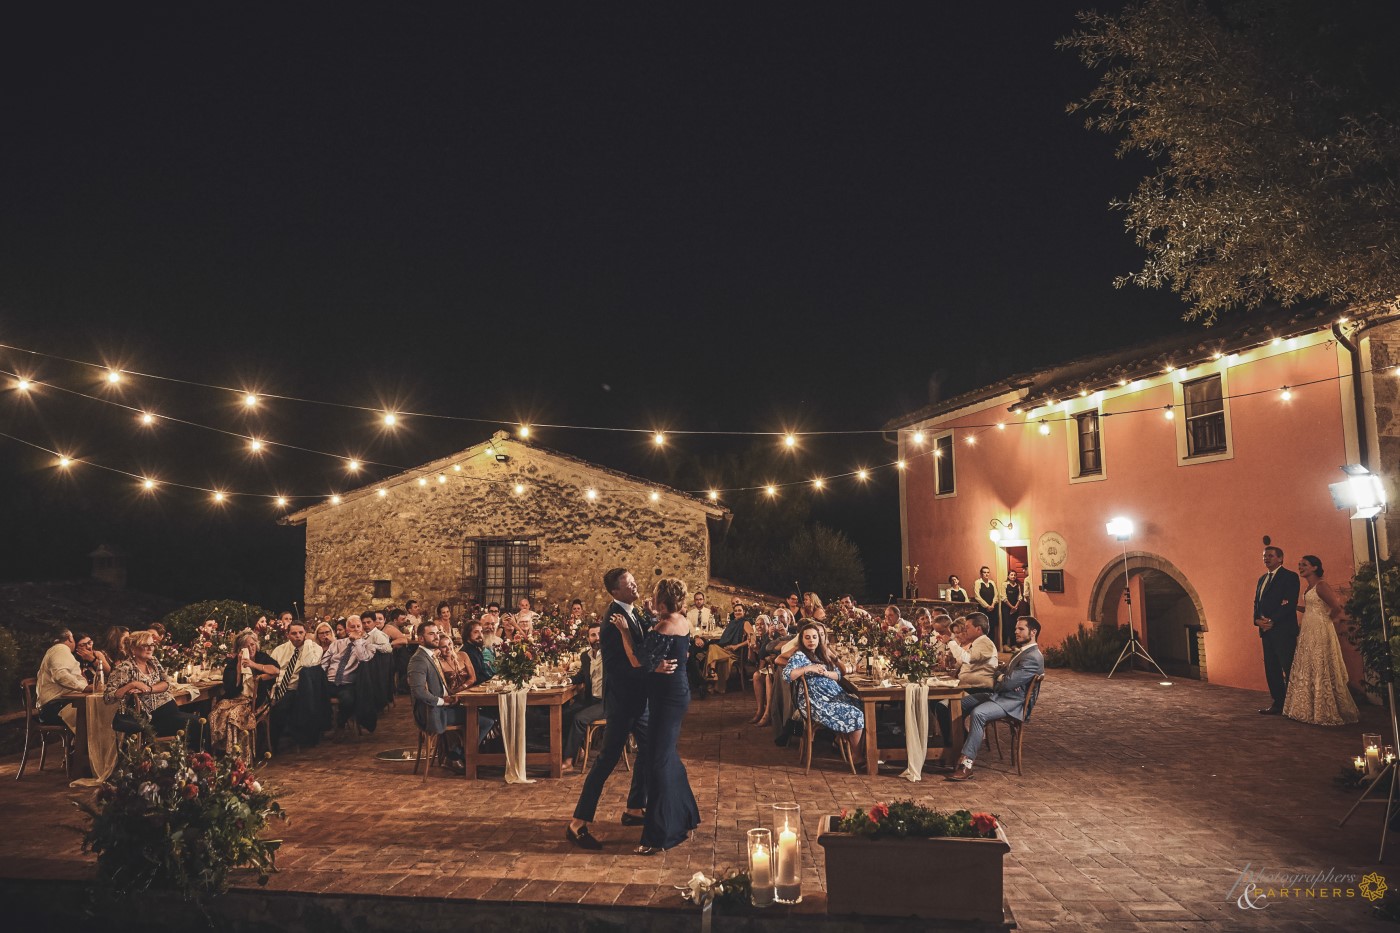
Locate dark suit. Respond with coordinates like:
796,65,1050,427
572,599,650,822
1254,566,1301,710
408,645,465,735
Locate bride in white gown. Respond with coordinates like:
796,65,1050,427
1283,555,1359,726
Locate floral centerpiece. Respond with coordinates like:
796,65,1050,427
156,639,202,674
495,639,539,689
77,730,285,897
884,634,941,683
819,799,1008,921
532,620,572,666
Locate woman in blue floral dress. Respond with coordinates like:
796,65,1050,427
782,622,865,764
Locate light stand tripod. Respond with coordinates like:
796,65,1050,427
1337,512,1400,861
1106,530,1169,680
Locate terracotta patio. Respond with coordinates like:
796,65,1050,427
1,669,1395,931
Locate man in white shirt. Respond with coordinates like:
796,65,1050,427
361,611,394,654
947,614,999,688
267,621,322,750
37,630,91,730
883,604,916,636
561,621,606,772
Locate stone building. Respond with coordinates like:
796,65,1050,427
284,431,730,618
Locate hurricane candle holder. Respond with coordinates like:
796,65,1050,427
1364,733,1383,776
747,828,774,907
773,802,802,904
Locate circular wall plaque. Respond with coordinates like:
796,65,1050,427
1037,531,1067,568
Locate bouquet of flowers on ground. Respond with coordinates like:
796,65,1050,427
835,800,999,840
885,633,940,682
77,728,285,897
495,639,539,688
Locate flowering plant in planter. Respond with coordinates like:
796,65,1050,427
834,799,999,839
76,729,285,898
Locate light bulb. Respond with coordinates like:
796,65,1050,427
585,488,597,500
418,477,428,487
707,490,719,501
812,478,824,490
912,431,925,444
1038,421,1050,436
856,469,869,481
1164,406,1175,420
784,434,796,448
16,378,30,391
514,484,526,495
377,488,387,498
106,370,121,384
143,478,156,491
649,490,660,502
653,432,666,446
1117,379,1127,387
1281,387,1293,401
518,425,530,438
347,459,360,471
58,456,71,468
248,439,263,452
765,485,777,496
383,412,397,426
966,435,977,445
896,460,906,470
934,448,943,457
140,412,155,425
452,464,461,472
996,422,1005,430
213,491,225,502
243,393,258,407
1079,389,1087,397
438,474,447,484
330,494,342,505
1271,337,1281,346
275,496,288,507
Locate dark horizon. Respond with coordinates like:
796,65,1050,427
0,2,1203,608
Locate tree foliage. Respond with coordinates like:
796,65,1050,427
1061,0,1400,322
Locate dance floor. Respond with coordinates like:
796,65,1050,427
1,669,1394,931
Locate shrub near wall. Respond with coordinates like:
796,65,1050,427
160,601,275,648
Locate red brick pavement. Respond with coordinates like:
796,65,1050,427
1,670,1396,930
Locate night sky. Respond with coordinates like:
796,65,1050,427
0,2,1194,607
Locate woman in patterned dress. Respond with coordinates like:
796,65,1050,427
782,622,865,764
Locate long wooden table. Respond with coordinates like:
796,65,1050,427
65,680,221,781
843,677,965,777
454,683,577,780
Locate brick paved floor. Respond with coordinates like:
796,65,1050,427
2,670,1397,930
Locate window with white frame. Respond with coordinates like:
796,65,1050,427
1183,375,1227,457
1075,411,1102,476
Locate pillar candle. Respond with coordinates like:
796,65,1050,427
777,828,799,885
751,844,771,888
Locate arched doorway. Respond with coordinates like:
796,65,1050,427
1088,552,1208,680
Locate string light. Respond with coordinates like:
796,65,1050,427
896,460,906,470
376,488,387,498
966,435,977,445
142,477,157,491
330,494,342,505
912,431,925,445
585,488,597,500
783,433,796,448
1281,387,1293,401
382,412,398,427
996,422,1005,430
418,477,428,487
437,473,447,484
653,432,666,446
248,438,264,452
933,447,943,457
649,490,660,502
1038,421,1050,436
856,469,869,481
1164,405,1175,420
707,490,719,501
812,478,824,490
1271,337,1282,347
515,483,526,495
15,378,30,392
452,464,461,472
212,491,226,503
518,425,531,438
765,484,778,496
140,411,155,425
58,455,71,468
243,393,258,407
105,370,121,384
346,459,361,472
276,495,288,507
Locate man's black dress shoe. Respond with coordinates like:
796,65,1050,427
1258,707,1282,715
566,825,602,850
620,811,646,826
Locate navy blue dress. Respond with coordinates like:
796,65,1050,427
639,631,700,850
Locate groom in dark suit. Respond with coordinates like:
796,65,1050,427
567,567,677,849
1254,544,1301,714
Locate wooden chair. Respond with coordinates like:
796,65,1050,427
795,676,857,775
414,727,443,775
17,678,74,780
988,673,1045,775
582,718,630,773
328,696,363,738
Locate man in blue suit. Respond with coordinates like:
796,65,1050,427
567,567,677,849
407,621,466,772
946,616,1044,782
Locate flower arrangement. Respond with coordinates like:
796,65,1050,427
531,621,572,665
77,729,285,897
494,639,539,688
885,634,941,682
834,800,999,840
678,868,751,910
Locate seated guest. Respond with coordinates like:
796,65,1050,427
695,598,750,693
313,621,335,651
251,616,271,638
785,592,802,621
948,613,999,688
103,626,131,664
192,618,220,651
381,610,410,647
105,630,198,740
210,631,279,752
73,632,112,684
361,611,393,654
37,629,93,730
383,609,412,694
333,617,348,639
407,622,468,772
561,621,605,773
946,575,969,602
566,599,587,634
404,599,424,630
947,617,1044,781
835,595,871,623
749,616,785,725
782,623,865,766
433,601,457,642
883,604,915,636
268,620,323,749
460,620,497,686
437,628,471,691
319,615,378,728
146,622,168,645
771,607,797,637
499,613,523,644
802,592,828,623
514,596,538,633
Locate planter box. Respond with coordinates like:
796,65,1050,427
817,815,1010,922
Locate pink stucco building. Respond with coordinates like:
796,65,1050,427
890,307,1400,693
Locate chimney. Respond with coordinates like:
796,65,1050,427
88,544,127,589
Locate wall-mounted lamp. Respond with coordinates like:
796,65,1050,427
988,518,1014,543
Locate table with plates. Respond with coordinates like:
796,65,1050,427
64,677,222,783
842,675,966,777
453,681,578,780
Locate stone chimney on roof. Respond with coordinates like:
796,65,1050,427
88,544,127,589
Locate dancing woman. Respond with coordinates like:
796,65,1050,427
614,577,700,854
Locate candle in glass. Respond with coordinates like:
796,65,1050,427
747,828,774,907
1364,733,1383,776
772,802,802,904
1356,755,1369,772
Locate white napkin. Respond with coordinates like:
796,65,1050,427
900,681,930,782
498,688,535,784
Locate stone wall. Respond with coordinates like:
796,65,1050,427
296,436,716,618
